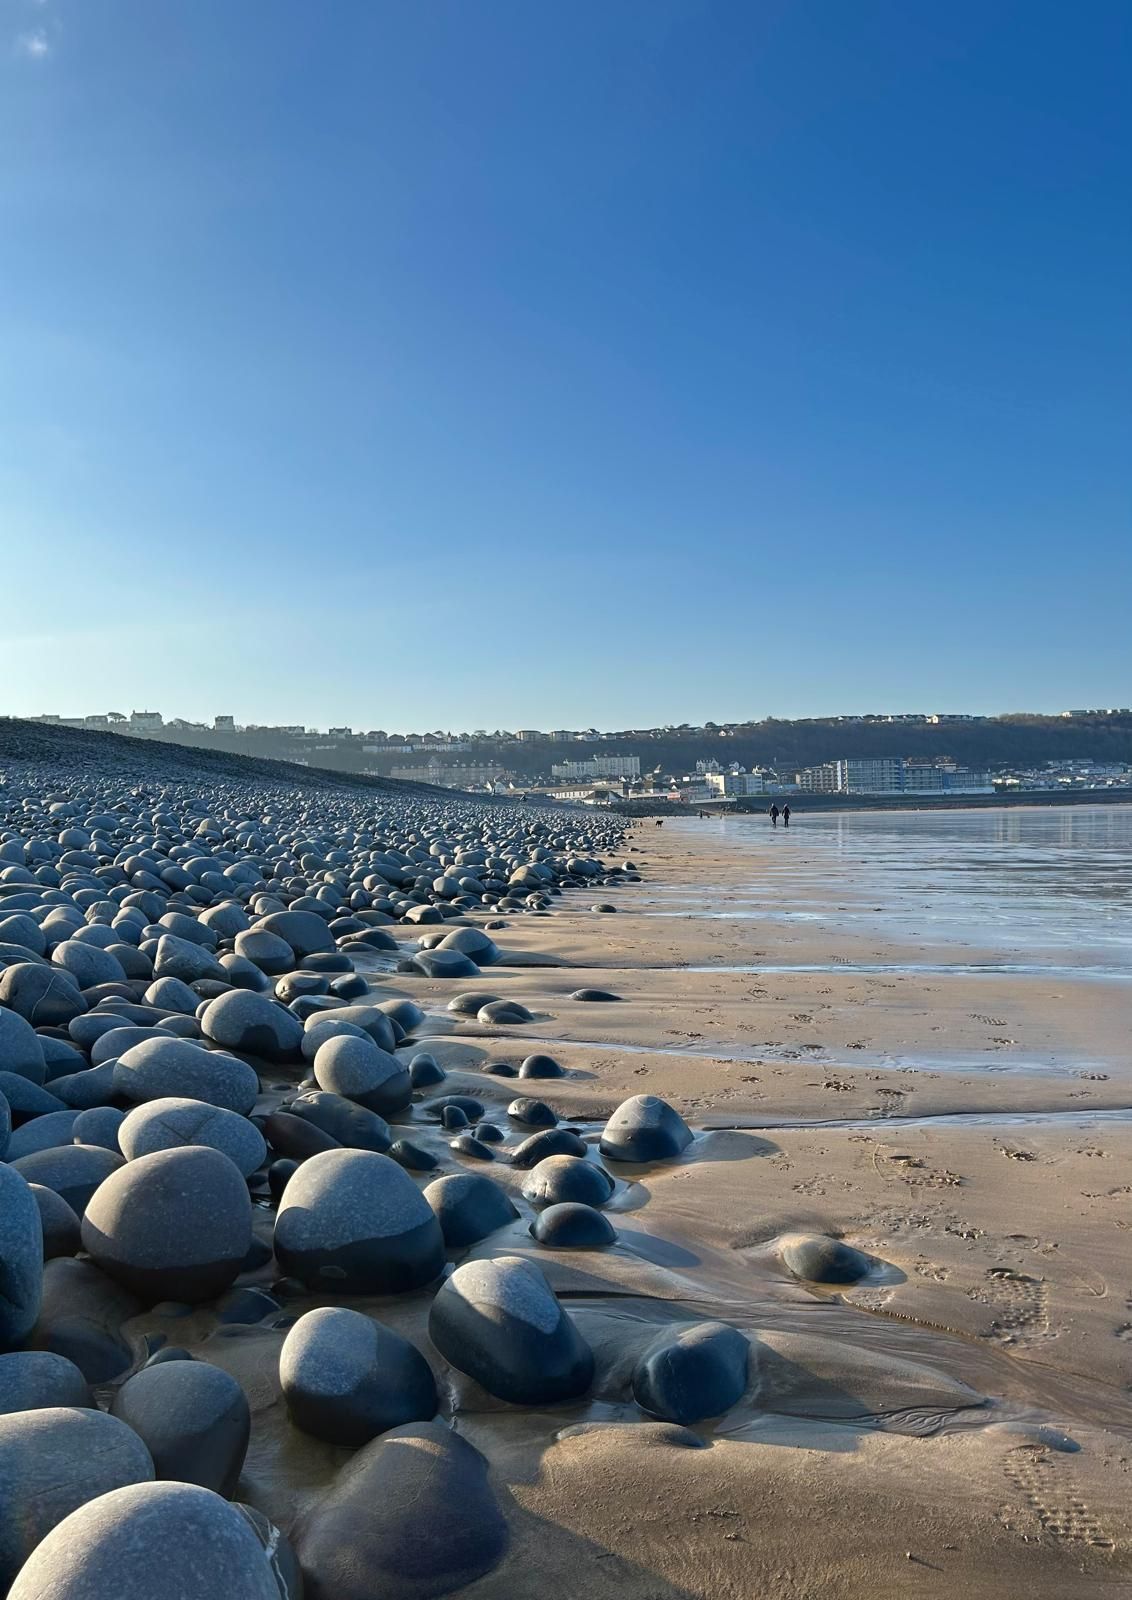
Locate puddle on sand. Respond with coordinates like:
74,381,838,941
700,1106,1132,1133
440,1027,1111,1078
680,961,1132,982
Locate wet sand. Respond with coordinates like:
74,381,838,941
175,813,1132,1597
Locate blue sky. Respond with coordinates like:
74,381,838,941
2,0,1128,729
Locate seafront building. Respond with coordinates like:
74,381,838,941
797,758,993,795
704,770,767,797
550,756,641,781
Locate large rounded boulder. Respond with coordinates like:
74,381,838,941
599,1094,693,1163
286,1090,392,1153
81,1147,252,1303
631,1321,750,1424
7,1481,291,1600
0,1165,43,1350
520,1154,615,1209
112,1037,259,1116
279,1306,437,1446
424,1173,519,1249
312,1033,411,1117
10,1145,124,1217
254,910,336,959
294,1421,508,1600
531,1202,616,1250
428,1255,593,1405
0,1006,46,1084
0,963,86,1027
436,926,499,965
110,1359,250,1498
0,1351,92,1416
273,1149,445,1294
0,1406,154,1591
200,990,303,1062
118,1097,266,1178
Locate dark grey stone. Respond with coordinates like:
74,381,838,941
428,1256,593,1406
520,1154,615,1209
113,1036,259,1115
82,1146,252,1304
110,1359,250,1498
7,1480,290,1600
447,991,500,1016
599,1094,693,1163
312,1033,410,1116
0,1406,155,1591
280,1305,437,1445
449,1133,494,1160
0,1351,92,1415
0,1072,65,1119
388,1139,438,1172
0,1004,47,1083
264,1109,341,1160
308,1004,397,1054
519,1052,564,1079
48,1062,120,1110
200,990,303,1062
507,1097,557,1127
508,1127,587,1168
531,1202,617,1249
435,927,499,965
632,1321,750,1424
476,999,532,1025
118,1097,267,1176
11,1144,123,1216
29,1183,82,1260
424,1173,518,1248
0,964,86,1027
781,1233,873,1284
28,1258,140,1382
0,1165,43,1349
254,910,336,959
273,1148,445,1294
294,1421,508,1600
408,1051,446,1088
6,1108,81,1160
71,1105,125,1153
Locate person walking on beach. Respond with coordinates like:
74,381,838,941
769,803,780,827
782,804,791,827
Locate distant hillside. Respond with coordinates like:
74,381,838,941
0,719,457,798
99,712,1132,781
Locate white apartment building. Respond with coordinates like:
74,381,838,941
550,756,641,781
704,771,766,797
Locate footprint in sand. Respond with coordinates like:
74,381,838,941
970,1269,1054,1345
1002,1449,1115,1549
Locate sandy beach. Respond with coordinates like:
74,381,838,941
167,809,1129,1598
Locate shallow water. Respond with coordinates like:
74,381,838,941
447,1027,1113,1078
656,804,1132,969
701,1107,1132,1132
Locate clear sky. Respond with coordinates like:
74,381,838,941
2,0,1129,730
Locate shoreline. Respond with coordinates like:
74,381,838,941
620,790,1132,816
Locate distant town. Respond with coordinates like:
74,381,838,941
24,707,1132,808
